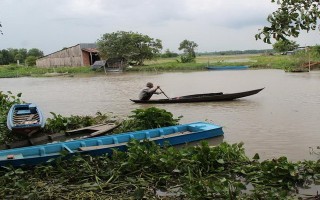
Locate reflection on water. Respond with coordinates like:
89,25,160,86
0,69,320,161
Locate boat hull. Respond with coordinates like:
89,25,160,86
0,123,121,150
6,103,45,136
0,122,224,167
131,88,264,104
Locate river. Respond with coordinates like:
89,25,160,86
1,69,319,161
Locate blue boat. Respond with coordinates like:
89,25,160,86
206,66,249,70
0,122,224,167
7,103,45,136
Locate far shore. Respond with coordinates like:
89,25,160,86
0,54,318,78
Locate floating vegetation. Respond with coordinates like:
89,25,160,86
0,141,320,199
1,91,320,199
43,111,116,134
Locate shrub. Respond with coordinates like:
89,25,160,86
116,107,182,133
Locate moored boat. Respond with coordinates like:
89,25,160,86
6,103,45,136
130,88,264,104
0,122,121,150
0,122,224,167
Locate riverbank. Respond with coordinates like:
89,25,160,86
0,54,318,78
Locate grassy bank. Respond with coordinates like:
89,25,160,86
0,53,318,78
130,53,316,72
0,65,94,78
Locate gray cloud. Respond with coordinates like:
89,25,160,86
0,0,319,54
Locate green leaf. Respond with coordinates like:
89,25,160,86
217,159,225,164
252,153,260,160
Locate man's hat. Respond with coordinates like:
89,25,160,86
146,82,153,87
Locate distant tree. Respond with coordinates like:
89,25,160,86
256,0,320,43
97,31,163,65
0,48,39,65
18,49,27,60
27,48,44,58
7,48,18,59
0,49,14,65
14,54,24,63
178,40,198,63
272,40,299,53
25,56,37,66
7,48,27,63
162,49,179,58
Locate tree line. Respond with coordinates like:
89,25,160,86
0,48,43,66
96,31,199,65
198,49,274,56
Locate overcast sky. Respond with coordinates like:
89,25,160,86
1,0,320,55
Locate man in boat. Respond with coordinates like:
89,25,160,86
139,82,162,100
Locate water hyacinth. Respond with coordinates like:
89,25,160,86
1,91,320,199
1,141,320,199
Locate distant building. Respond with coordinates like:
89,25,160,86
282,46,307,56
36,43,100,67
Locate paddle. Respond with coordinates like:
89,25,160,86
158,87,170,99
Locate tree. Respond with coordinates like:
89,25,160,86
0,48,43,65
0,21,2,35
10,48,27,63
97,31,163,65
178,39,198,63
0,49,14,65
256,0,320,43
272,40,299,53
162,49,179,58
27,48,44,58
25,56,37,66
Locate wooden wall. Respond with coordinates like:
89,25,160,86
82,51,91,66
36,45,83,67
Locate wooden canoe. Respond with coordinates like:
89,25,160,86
0,122,224,167
130,88,264,104
0,122,121,150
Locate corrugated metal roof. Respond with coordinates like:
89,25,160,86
82,48,99,53
79,43,97,49
37,43,98,59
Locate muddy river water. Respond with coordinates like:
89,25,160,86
1,69,319,161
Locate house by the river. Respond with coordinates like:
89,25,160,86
36,43,100,67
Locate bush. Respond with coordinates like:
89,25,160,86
116,107,182,133
25,56,37,66
0,91,23,143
